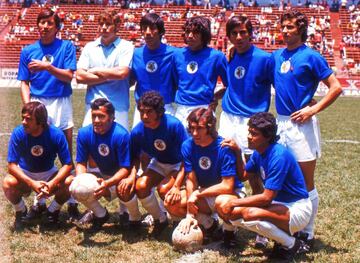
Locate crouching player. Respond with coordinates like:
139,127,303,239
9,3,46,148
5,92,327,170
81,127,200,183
216,112,312,260
3,102,72,228
130,91,188,237
167,107,245,248
69,98,142,230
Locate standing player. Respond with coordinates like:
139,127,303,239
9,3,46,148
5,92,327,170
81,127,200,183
271,10,342,249
173,16,228,127
131,13,178,127
71,98,142,230
219,14,273,248
3,102,72,228
17,8,78,219
76,9,133,130
168,107,245,248
216,112,312,260
130,91,188,237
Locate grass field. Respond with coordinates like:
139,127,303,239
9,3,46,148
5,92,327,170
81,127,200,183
0,88,359,263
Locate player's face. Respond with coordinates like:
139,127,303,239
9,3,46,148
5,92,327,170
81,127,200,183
189,122,211,146
139,105,161,129
184,29,203,51
38,16,58,44
22,112,42,135
142,25,161,50
281,18,303,49
247,127,269,152
91,107,114,135
98,20,117,46
229,24,251,54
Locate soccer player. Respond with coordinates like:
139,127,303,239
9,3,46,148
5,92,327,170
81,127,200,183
271,10,342,249
173,16,228,127
216,112,312,260
168,107,245,248
131,13,178,127
76,9,133,130
219,14,273,248
70,98,142,230
17,8,78,219
130,91,188,237
3,102,72,228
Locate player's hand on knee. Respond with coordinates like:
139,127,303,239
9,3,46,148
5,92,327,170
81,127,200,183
118,177,135,197
94,178,107,199
187,190,200,215
221,202,235,222
179,215,198,234
165,186,181,205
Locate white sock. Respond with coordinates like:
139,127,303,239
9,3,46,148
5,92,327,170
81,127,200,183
82,199,107,218
158,198,167,214
67,196,78,205
232,219,295,248
48,199,62,213
13,199,26,212
118,201,128,215
303,188,318,239
139,192,166,222
195,213,214,229
34,197,46,206
121,195,142,221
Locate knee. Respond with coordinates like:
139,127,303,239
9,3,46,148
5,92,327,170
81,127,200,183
215,195,234,217
64,175,74,188
135,178,150,198
157,184,170,200
3,175,19,190
117,184,135,202
242,207,260,221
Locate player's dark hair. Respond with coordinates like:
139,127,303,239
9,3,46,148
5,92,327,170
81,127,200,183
37,8,61,30
22,101,48,129
226,15,253,38
140,13,165,37
248,112,279,144
281,9,308,42
137,91,165,117
98,9,122,31
91,98,115,117
183,16,211,47
187,107,217,139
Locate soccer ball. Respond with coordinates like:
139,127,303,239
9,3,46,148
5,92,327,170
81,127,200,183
69,173,100,203
172,219,203,253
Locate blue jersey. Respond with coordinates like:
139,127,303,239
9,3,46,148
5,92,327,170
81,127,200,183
222,45,272,117
173,47,228,106
271,44,333,116
246,143,309,203
7,125,71,172
76,122,130,175
182,136,244,189
132,43,177,104
17,38,76,98
131,114,188,164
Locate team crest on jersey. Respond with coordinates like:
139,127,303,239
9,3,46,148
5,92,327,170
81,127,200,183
280,60,291,73
260,166,266,180
146,60,158,73
42,54,54,64
98,144,110,157
234,66,245,79
31,145,44,157
187,61,198,74
154,139,166,151
199,156,211,170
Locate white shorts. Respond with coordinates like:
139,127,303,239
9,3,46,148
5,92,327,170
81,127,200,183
132,103,175,128
147,158,181,178
273,198,312,235
22,166,58,182
83,104,129,131
218,111,253,155
174,104,209,129
277,115,321,162
31,96,74,130
204,187,247,212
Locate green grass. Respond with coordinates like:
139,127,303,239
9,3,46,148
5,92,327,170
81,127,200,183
0,88,359,262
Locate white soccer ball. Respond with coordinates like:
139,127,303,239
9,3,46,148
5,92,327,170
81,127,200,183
69,173,100,203
172,220,203,253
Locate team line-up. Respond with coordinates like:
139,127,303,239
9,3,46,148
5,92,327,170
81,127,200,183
3,7,343,261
